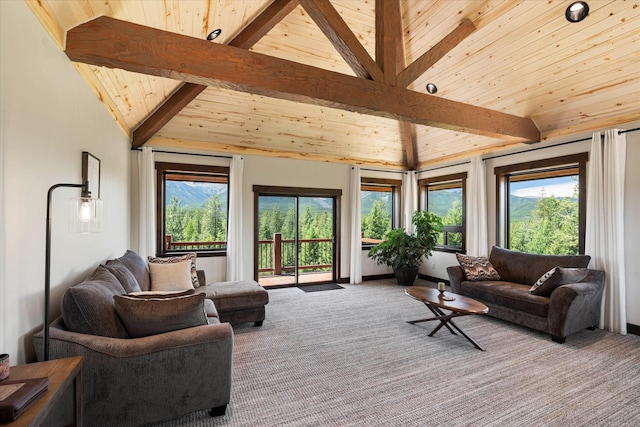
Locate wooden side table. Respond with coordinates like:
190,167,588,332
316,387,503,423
3,356,83,426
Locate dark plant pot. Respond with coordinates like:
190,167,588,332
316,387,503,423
393,267,419,286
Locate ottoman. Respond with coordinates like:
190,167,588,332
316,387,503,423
197,280,269,326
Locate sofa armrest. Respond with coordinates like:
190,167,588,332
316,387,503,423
548,269,605,339
197,269,206,287
447,265,465,294
37,317,232,359
34,317,233,426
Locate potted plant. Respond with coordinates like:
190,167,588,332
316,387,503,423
368,210,443,285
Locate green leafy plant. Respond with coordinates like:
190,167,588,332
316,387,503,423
368,211,443,270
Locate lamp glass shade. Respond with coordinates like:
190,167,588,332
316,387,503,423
69,198,103,233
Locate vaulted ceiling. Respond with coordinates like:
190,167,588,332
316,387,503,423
28,0,640,170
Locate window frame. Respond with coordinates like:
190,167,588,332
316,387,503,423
360,177,402,250
155,162,230,257
494,153,588,254
419,172,467,254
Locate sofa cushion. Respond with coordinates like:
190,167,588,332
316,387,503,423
115,250,151,292
461,280,550,318
488,246,591,286
456,253,501,281
113,293,208,338
104,259,142,294
196,281,269,311
148,253,199,289
61,266,129,338
530,267,562,296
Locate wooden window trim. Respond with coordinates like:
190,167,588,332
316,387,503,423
494,153,588,254
155,162,230,257
419,172,467,254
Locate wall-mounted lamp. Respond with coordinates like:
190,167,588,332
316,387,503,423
43,152,102,360
566,1,589,23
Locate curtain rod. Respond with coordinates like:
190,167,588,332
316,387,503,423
416,127,639,173
357,167,406,174
131,147,233,159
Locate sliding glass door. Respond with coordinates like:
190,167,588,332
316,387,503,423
254,187,341,288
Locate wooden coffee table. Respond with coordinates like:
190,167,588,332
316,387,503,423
405,286,489,351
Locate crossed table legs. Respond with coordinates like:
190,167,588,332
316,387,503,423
405,287,489,351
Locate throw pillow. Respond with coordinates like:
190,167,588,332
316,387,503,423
104,259,142,293
61,265,129,338
529,267,562,296
148,253,199,289
148,258,194,292
456,253,501,281
113,293,208,338
128,289,195,299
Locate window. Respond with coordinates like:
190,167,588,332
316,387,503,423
419,173,466,253
360,178,401,248
495,153,587,255
156,162,230,256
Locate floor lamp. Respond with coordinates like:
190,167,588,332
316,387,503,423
44,153,102,361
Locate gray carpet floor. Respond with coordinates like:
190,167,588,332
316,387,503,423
151,279,640,427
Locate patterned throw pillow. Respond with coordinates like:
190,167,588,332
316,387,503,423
148,253,199,289
529,267,562,296
456,253,501,281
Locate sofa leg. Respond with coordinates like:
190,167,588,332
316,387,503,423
551,335,566,344
587,326,597,331
210,405,227,417
254,320,264,327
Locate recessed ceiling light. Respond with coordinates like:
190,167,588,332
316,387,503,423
565,2,589,23
207,29,222,41
426,83,438,94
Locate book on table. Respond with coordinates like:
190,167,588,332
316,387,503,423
0,377,48,422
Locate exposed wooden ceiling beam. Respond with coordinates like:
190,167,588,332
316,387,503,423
377,0,416,169
299,0,383,81
132,0,300,148
375,0,404,86
66,17,540,144
397,18,476,88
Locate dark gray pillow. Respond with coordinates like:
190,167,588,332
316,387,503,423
530,267,562,296
61,266,129,338
530,267,590,296
104,259,142,293
116,250,151,291
126,289,195,299
113,293,208,338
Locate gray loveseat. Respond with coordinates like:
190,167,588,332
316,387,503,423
33,250,256,426
447,246,605,343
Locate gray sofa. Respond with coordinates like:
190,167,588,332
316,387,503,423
33,250,267,426
447,246,605,343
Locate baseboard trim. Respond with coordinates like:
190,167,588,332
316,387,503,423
628,323,640,336
418,273,448,285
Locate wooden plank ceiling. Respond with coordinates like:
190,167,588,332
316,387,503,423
28,0,640,170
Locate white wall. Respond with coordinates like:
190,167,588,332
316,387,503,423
0,1,131,363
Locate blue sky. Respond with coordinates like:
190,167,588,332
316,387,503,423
511,176,578,198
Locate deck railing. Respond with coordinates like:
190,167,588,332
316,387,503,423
166,233,333,276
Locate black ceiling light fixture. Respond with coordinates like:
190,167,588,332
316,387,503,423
426,83,438,94
565,1,589,23
207,29,222,41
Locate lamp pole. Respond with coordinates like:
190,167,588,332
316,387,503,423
44,183,89,361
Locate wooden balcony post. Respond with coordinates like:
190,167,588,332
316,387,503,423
273,233,282,275
166,235,172,250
